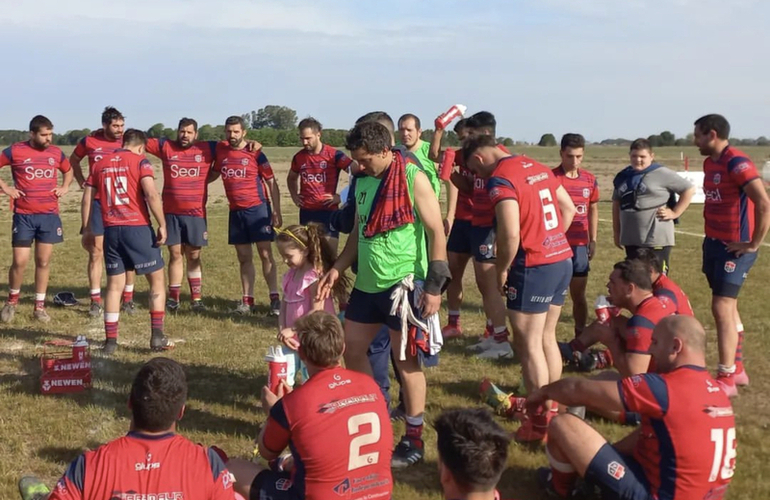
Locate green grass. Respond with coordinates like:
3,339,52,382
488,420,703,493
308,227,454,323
0,146,769,499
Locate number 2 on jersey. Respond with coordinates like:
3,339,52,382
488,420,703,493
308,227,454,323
538,188,559,230
709,427,736,482
347,412,381,471
104,176,129,207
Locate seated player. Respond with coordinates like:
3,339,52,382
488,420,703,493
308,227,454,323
634,248,694,316
560,260,673,375
18,358,234,500
434,408,511,500
532,316,736,500
225,311,393,500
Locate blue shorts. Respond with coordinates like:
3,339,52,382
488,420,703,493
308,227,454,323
571,245,590,277
90,199,105,236
104,225,164,276
345,285,439,367
250,470,299,500
702,237,758,299
505,258,571,313
228,205,275,245
165,214,208,247
584,443,653,500
299,208,339,238
471,225,496,262
12,213,63,247
447,219,473,255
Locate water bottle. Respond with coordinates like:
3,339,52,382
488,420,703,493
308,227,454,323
72,335,89,361
435,104,467,130
762,160,770,186
440,148,456,178
265,346,288,393
595,295,611,324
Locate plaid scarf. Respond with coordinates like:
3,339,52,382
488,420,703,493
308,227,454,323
363,149,415,238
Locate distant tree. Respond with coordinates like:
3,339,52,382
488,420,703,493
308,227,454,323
538,133,557,147
647,134,663,148
502,137,514,147
147,123,165,138
162,128,177,140
197,124,225,141
757,136,769,146
659,131,676,147
248,105,298,130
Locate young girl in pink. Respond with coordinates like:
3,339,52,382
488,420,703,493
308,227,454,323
275,224,349,384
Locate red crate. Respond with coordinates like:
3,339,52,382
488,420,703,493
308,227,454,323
40,338,92,394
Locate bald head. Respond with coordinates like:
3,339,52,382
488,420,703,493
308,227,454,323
650,315,707,373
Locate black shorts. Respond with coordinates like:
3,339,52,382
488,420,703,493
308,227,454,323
250,470,300,500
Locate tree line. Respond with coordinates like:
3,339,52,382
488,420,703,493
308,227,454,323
1,105,767,148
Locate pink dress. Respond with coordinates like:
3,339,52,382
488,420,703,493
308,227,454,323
282,267,336,328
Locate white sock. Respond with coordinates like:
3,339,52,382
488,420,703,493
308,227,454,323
104,312,120,322
718,364,736,374
545,446,576,473
405,415,423,427
123,284,135,293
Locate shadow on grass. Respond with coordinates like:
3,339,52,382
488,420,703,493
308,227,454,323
178,295,280,329
0,350,257,437
37,445,102,465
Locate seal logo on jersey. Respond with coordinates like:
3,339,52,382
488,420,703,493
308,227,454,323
724,261,736,273
608,461,626,480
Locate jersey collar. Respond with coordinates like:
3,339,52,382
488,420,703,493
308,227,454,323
127,431,176,441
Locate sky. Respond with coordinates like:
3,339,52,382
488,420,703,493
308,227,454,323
1,0,769,142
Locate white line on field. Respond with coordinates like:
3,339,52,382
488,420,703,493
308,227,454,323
597,218,770,248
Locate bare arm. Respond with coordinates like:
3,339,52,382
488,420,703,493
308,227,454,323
334,218,359,273
80,186,95,233
286,170,301,207
555,185,576,231
671,186,695,217
140,177,167,243
495,199,520,291
588,201,599,259
451,172,473,194
746,179,770,248
428,128,444,163
53,168,74,198
529,377,624,415
70,152,86,188
206,165,220,184
267,177,282,227
414,171,448,263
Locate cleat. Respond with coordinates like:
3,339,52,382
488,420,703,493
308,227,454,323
734,368,749,387
515,413,549,443
121,300,137,315
33,308,51,323
150,329,175,351
1,303,16,323
558,341,576,365
466,335,497,352
191,300,207,313
391,437,424,469
578,350,612,372
166,299,180,313
389,404,406,422
233,302,251,315
269,298,281,317
480,378,527,421
441,324,462,339
716,373,738,398
89,301,103,318
476,341,514,360
102,339,118,356
18,476,50,500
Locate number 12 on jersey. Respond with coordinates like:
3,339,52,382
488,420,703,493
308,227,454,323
104,176,129,207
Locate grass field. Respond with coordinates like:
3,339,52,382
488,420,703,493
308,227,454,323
0,145,769,499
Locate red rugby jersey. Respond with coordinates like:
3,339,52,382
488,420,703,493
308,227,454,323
703,146,760,242
619,366,736,500
653,274,694,317
457,144,511,227
441,148,473,221
86,150,154,227
552,166,599,246
624,296,674,354
487,156,572,267
74,131,122,201
290,144,352,210
262,366,393,500
48,432,234,500
145,138,216,217
0,141,70,215
214,143,275,211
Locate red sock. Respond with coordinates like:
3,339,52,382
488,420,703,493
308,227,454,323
150,311,165,333
269,292,280,302
168,285,181,302
122,287,134,304
448,311,460,327
90,289,102,304
243,296,254,306
551,469,578,497
104,313,120,339
188,274,202,302
7,290,20,306
406,423,424,443
735,330,745,373
493,327,509,343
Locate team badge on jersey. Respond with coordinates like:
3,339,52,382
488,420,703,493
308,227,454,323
241,158,249,166
195,154,202,163
507,286,517,301
608,461,626,480
48,157,55,166
583,188,591,198
713,173,721,185
57,227,62,236
320,161,328,169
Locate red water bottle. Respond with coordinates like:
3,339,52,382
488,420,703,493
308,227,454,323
440,148,456,178
265,346,288,393
435,104,467,130
595,295,611,324
72,335,88,361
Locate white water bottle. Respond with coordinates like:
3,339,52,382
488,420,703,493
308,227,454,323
595,295,611,324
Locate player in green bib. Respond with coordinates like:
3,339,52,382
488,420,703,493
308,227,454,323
397,113,442,195
319,120,449,470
